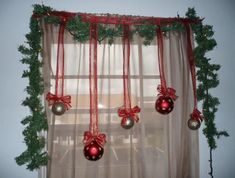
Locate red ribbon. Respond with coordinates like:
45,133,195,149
123,25,131,109
156,26,177,101
157,85,178,100
118,106,141,123
83,131,106,147
190,109,203,122
89,23,99,135
46,19,72,111
185,23,204,122
46,92,71,110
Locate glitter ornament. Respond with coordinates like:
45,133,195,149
155,95,174,114
83,140,104,161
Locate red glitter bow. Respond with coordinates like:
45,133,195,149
118,105,141,123
46,92,72,110
157,85,178,100
190,108,203,122
83,131,107,147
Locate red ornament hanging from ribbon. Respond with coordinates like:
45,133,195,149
155,26,178,115
185,24,203,130
46,18,71,116
118,25,141,129
83,23,106,161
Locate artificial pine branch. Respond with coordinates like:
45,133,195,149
15,9,48,171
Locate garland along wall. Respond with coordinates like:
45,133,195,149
16,4,228,178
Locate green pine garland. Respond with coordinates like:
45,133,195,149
186,8,229,177
15,5,49,171
16,4,228,177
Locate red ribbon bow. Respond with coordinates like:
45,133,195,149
118,105,141,123
83,131,107,147
157,85,178,100
190,108,203,122
46,92,72,110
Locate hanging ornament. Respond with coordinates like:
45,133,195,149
83,23,106,161
46,93,71,116
51,101,66,115
155,26,177,115
188,109,203,130
83,140,104,161
185,24,204,130
118,106,140,129
155,85,177,115
46,19,71,115
118,25,141,128
155,95,174,114
83,131,106,161
188,118,201,130
121,117,135,129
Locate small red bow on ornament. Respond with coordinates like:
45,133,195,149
46,92,72,110
118,106,141,123
190,108,203,122
83,131,107,147
157,85,178,100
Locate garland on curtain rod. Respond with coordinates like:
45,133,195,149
16,4,229,177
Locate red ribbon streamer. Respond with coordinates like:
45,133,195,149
46,92,71,110
185,24,197,109
118,106,141,123
156,26,167,90
83,131,106,147
157,85,178,100
89,23,99,135
46,19,72,110
123,25,131,110
83,23,106,147
119,25,141,123
55,22,65,96
156,26,177,100
185,23,203,121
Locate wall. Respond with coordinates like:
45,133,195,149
0,0,234,178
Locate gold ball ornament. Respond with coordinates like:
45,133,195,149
51,101,66,115
121,117,135,129
188,118,201,130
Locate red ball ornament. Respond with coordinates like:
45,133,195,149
83,140,104,161
155,95,174,114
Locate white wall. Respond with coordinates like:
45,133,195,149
0,0,234,178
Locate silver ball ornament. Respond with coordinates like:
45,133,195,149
121,117,135,129
188,118,201,130
52,101,66,115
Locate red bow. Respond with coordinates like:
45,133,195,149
118,105,141,123
46,92,72,110
190,108,203,122
83,131,106,147
157,85,178,100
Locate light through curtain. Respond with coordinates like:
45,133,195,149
41,23,199,178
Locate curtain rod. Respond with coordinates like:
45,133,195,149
33,10,203,25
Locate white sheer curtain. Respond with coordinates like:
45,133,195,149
41,23,199,178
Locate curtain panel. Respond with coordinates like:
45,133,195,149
41,22,199,178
